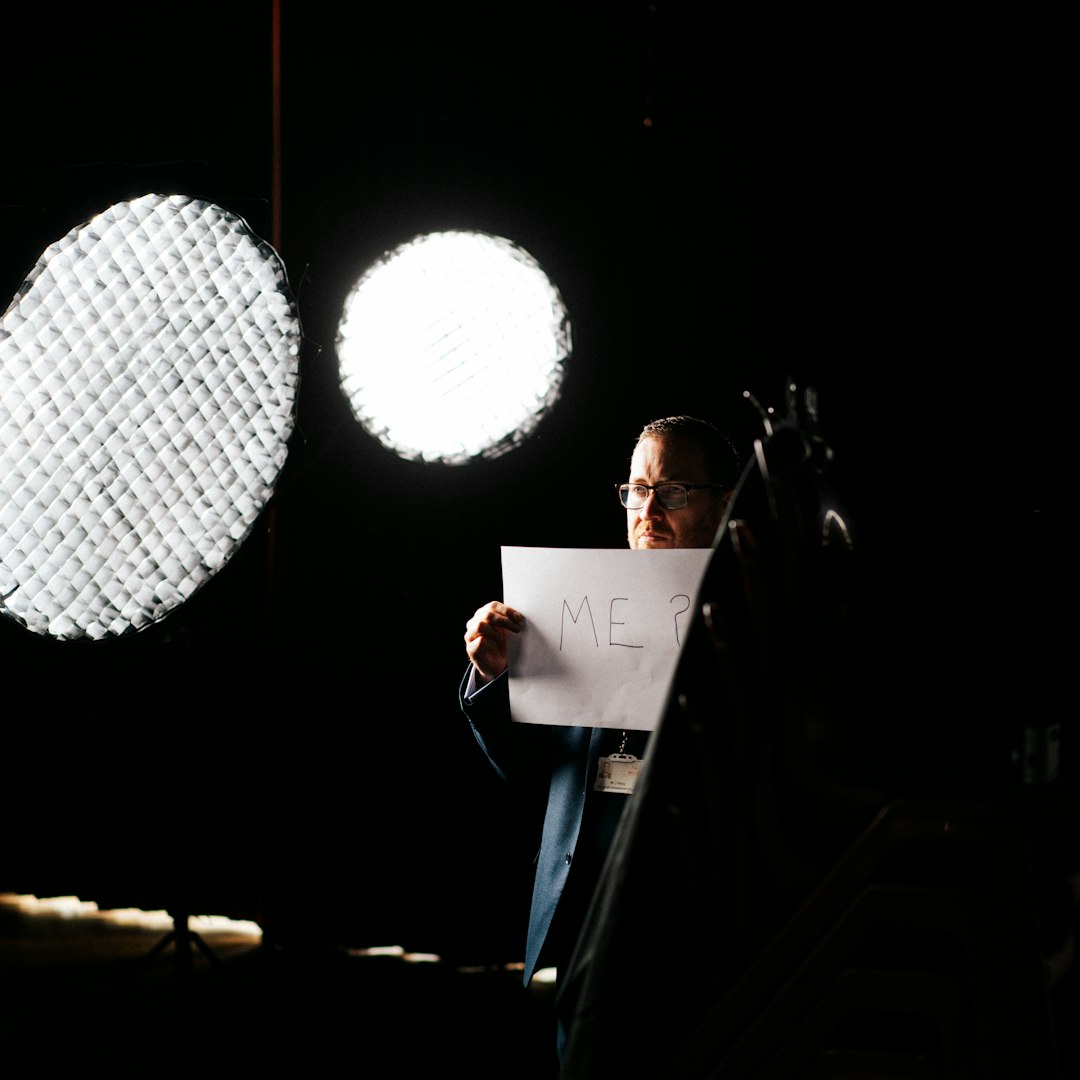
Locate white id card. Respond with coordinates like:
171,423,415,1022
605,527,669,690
593,753,642,795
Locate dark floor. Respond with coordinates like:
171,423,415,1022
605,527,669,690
5,892,1080,1077
0,897,561,1077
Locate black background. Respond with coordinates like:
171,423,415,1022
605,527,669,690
0,4,1073,962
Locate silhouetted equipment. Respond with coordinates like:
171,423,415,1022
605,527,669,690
558,381,1065,1079
131,901,226,1022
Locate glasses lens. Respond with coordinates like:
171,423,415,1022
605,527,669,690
656,484,688,509
620,484,690,509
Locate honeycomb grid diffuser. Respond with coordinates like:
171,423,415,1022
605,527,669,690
0,193,301,640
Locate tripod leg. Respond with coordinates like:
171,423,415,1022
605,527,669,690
172,915,194,1023
189,930,223,969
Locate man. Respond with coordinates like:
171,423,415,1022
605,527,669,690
459,415,740,1058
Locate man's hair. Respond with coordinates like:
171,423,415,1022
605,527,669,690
636,415,741,489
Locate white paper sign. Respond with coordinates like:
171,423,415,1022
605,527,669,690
502,546,713,731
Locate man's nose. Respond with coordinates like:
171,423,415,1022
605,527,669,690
639,491,664,518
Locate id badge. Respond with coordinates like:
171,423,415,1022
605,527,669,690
593,753,642,795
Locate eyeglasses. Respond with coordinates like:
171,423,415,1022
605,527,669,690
616,482,724,510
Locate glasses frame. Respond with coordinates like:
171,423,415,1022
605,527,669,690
616,482,725,510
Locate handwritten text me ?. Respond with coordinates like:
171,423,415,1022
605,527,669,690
558,594,693,650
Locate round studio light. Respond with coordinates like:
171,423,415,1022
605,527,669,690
336,230,571,466
0,193,301,640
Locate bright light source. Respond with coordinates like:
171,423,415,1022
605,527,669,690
0,193,301,640
336,230,571,465
0,893,262,937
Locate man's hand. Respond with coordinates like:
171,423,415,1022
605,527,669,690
464,601,525,685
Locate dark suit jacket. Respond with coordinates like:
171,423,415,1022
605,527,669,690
459,666,633,984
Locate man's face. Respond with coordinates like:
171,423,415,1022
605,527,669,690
626,435,727,550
